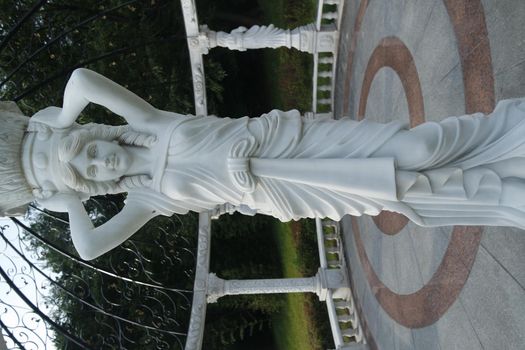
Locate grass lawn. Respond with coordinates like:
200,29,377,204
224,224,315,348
271,222,326,350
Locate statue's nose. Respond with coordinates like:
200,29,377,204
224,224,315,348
92,157,110,168
103,154,115,169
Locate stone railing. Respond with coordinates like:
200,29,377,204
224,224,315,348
312,0,344,115
316,218,367,349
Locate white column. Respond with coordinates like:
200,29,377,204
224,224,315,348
207,268,349,303
193,24,337,54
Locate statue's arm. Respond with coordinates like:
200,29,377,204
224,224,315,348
34,68,163,131
64,195,157,260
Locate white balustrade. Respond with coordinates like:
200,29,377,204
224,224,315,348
318,71,333,78
324,233,339,240
316,216,367,348
326,246,341,255
338,313,357,325
323,12,339,20
320,56,335,64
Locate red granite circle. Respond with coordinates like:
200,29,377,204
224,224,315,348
343,0,494,328
358,36,423,235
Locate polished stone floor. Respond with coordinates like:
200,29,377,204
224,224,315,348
334,1,525,349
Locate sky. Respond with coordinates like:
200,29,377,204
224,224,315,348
0,218,57,350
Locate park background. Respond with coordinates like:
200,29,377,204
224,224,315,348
0,0,333,349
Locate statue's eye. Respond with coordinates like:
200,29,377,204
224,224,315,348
87,144,97,158
87,165,98,178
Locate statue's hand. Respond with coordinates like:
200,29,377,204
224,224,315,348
31,106,65,128
231,26,247,34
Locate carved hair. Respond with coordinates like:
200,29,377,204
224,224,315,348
0,102,34,215
57,123,154,195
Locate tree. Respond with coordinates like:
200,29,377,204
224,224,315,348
0,0,226,119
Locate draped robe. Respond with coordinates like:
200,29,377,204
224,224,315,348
126,98,525,229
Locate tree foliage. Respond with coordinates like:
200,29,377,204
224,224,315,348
0,0,226,121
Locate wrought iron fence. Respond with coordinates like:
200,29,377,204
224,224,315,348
1,204,197,349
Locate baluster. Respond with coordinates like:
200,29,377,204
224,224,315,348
342,328,364,343
323,219,338,226
323,221,339,233
318,98,332,105
322,12,338,21
326,245,340,253
318,85,332,92
325,246,340,257
354,327,364,343
335,300,348,309
326,252,340,266
324,233,339,240
347,297,355,312
335,300,353,312
319,56,334,64
341,328,358,339
318,71,333,78
337,314,356,324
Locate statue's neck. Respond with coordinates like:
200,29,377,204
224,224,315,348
124,146,153,178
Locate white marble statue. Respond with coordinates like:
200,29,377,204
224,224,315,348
2,68,525,260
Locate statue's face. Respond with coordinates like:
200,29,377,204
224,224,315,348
69,140,131,181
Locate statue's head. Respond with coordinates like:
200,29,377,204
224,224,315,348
21,120,130,202
25,122,155,202
0,102,158,215
56,125,133,195
60,136,132,182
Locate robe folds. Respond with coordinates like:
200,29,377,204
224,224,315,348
128,98,525,229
